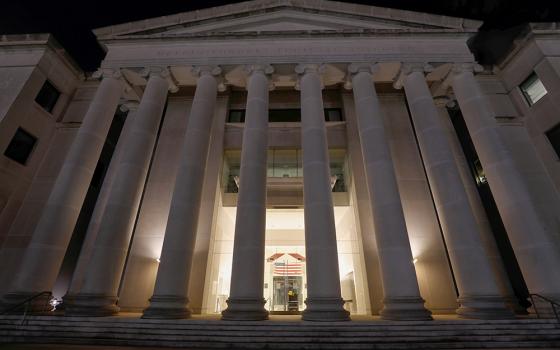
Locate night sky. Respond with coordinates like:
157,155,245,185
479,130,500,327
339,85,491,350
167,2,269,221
2,0,559,72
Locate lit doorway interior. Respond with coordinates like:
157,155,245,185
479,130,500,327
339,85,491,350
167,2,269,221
204,207,368,315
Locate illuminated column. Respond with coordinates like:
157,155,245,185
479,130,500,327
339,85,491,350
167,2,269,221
434,97,525,314
143,66,221,319
65,68,170,316
451,64,560,301
399,65,513,319
349,63,431,320
296,64,350,321
2,70,123,309
64,102,139,298
222,65,272,321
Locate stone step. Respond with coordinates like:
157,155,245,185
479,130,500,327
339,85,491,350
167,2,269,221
3,337,560,350
2,324,560,337
1,316,557,328
3,328,560,341
1,316,559,349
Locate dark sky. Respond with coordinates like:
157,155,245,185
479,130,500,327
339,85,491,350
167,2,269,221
2,0,559,72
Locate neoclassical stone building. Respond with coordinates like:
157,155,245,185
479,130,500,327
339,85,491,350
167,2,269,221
1,0,559,322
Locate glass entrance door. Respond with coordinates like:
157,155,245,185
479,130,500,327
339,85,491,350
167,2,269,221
272,275,303,313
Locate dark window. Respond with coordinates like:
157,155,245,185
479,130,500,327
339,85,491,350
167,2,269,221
520,72,547,106
228,109,245,123
324,108,343,122
227,108,344,123
546,123,560,158
4,128,37,165
35,80,60,113
269,109,300,122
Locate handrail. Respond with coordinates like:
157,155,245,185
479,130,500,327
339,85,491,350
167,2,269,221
0,291,52,316
530,293,560,322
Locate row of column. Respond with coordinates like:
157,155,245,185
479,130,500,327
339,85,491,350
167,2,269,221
4,62,560,321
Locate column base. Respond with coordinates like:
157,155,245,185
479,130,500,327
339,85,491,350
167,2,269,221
142,295,191,319
301,297,350,321
1,291,53,315
456,295,515,319
380,296,432,321
63,293,119,316
221,297,269,321
504,295,528,315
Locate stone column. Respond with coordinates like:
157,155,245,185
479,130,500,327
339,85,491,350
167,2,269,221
295,64,350,321
222,65,273,321
434,97,525,314
349,63,431,320
143,66,221,319
399,65,513,319
64,102,139,298
64,68,170,316
451,64,560,301
2,70,123,309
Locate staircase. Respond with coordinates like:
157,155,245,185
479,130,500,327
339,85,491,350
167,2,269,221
1,315,560,349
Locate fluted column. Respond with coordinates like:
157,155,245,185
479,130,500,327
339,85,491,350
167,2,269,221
434,97,525,314
296,64,350,321
349,63,431,320
2,70,123,309
143,66,221,319
64,68,170,316
399,65,513,319
451,64,560,301
222,65,273,321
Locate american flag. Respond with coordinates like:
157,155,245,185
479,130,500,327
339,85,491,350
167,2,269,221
274,262,303,275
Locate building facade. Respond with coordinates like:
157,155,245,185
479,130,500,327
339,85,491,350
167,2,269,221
1,0,560,321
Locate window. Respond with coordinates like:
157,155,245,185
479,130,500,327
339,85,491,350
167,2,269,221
324,108,343,122
4,128,37,165
269,109,300,122
228,110,245,123
222,149,347,193
546,123,560,158
35,80,60,113
227,108,344,123
520,72,547,106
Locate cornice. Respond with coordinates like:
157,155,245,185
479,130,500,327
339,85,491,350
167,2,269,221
100,28,476,44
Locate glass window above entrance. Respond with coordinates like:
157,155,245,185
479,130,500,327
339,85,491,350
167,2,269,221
227,108,343,123
223,148,348,194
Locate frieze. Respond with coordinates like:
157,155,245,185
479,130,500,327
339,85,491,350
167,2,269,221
102,37,474,68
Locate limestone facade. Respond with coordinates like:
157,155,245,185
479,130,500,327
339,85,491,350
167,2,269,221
0,1,559,321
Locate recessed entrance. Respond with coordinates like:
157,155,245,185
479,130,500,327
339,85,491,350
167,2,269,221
266,252,306,314
205,205,367,315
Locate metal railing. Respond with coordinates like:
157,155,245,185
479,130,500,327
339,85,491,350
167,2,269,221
0,291,53,318
529,294,560,322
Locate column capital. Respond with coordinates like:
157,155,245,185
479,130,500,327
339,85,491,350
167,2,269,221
450,62,484,75
393,63,433,90
119,101,140,113
140,66,179,93
193,65,222,77
244,64,274,76
91,68,123,80
294,64,325,91
344,63,378,90
295,63,325,75
140,66,170,79
244,64,275,91
433,95,457,108
348,62,378,76
193,65,226,92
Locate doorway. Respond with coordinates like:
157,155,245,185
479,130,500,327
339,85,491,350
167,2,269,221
272,275,304,313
